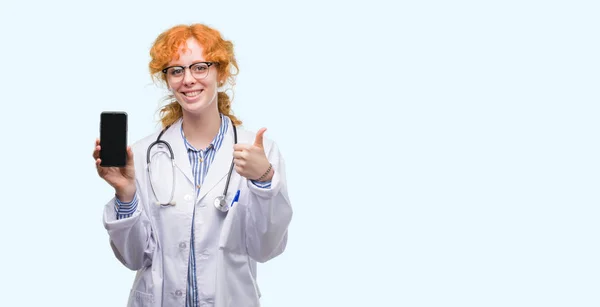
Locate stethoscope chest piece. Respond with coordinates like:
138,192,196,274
214,195,229,212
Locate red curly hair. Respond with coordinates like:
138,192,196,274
149,23,242,128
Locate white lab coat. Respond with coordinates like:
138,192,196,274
102,119,293,307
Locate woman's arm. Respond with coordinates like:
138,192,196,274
243,141,293,263
102,164,157,271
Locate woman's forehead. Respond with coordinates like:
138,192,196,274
170,38,206,64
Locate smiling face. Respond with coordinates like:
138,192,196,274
164,38,220,117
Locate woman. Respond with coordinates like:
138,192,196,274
92,23,293,307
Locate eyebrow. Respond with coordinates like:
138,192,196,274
168,61,208,66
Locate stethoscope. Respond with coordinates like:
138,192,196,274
146,123,238,213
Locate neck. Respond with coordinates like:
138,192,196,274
181,108,222,149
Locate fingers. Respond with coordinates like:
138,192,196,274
93,139,100,159
253,128,267,148
95,158,104,176
232,151,248,159
94,139,102,172
93,145,101,160
126,146,134,165
233,144,251,151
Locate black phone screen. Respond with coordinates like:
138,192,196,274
100,111,128,167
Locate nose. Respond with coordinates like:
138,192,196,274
182,68,196,86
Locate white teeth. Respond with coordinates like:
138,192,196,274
183,90,202,97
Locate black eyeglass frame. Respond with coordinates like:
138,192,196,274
161,61,218,75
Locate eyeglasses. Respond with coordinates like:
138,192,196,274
162,62,217,83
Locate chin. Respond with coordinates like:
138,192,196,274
179,99,216,115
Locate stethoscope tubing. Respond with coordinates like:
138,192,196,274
145,122,238,210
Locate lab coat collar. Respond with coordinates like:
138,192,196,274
161,118,194,184
197,116,235,202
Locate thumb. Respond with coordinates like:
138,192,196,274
254,127,267,148
126,146,135,166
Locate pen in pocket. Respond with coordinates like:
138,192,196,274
230,190,241,207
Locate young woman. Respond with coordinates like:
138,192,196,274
93,23,293,307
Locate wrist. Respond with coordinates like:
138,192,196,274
115,184,136,203
254,163,274,182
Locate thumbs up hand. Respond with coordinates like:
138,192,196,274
233,127,274,181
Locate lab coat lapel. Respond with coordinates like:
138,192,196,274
197,124,235,202
162,119,194,185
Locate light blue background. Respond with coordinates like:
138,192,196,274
0,0,598,306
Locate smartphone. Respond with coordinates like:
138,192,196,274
99,111,128,167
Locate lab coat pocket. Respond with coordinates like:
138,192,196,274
218,200,245,254
129,290,154,307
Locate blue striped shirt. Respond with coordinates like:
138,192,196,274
114,114,272,306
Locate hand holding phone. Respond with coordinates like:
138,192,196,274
94,111,136,201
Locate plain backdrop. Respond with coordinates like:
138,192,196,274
0,0,598,306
